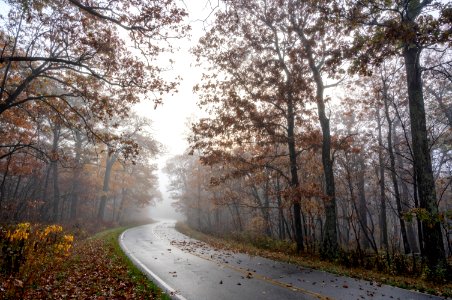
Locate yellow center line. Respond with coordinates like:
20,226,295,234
171,242,332,299
155,224,332,300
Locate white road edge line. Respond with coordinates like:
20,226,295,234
119,229,188,300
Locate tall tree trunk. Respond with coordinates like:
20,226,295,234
404,45,446,269
197,181,201,229
116,187,126,223
357,154,370,250
98,151,117,221
376,108,388,250
382,81,411,254
276,176,285,240
0,154,12,213
291,25,338,257
70,130,82,220
401,0,446,272
51,124,61,222
263,178,271,237
40,164,52,220
287,95,304,252
393,119,420,253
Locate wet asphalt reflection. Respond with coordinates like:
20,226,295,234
120,220,445,300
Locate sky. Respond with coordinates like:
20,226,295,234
133,1,216,220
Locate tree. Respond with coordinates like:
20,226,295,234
0,0,186,156
191,0,321,251
346,0,449,272
287,0,344,258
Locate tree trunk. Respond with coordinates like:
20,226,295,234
197,181,201,230
116,188,126,224
263,178,271,237
292,25,338,257
403,44,446,270
382,82,411,254
287,95,304,252
51,124,61,222
98,151,117,221
317,90,339,258
357,155,370,250
0,154,12,213
393,119,420,253
276,176,286,239
40,164,52,220
70,130,82,220
376,108,388,250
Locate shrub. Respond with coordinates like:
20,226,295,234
0,223,74,298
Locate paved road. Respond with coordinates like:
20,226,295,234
120,220,444,300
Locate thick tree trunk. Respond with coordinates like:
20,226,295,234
317,93,339,258
0,154,12,212
403,44,446,270
98,151,117,221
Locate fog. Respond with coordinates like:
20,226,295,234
149,168,185,221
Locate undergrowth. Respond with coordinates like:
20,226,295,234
0,223,168,299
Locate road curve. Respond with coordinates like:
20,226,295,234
120,220,443,300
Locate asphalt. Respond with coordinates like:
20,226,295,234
119,220,446,300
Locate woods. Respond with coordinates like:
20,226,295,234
0,0,186,225
165,0,452,279
1,0,451,296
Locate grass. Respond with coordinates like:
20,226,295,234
1,225,170,300
175,222,452,298
91,227,171,300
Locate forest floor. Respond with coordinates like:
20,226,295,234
175,222,452,298
1,226,169,300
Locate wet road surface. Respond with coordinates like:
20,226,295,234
119,220,444,300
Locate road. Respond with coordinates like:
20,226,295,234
119,220,443,300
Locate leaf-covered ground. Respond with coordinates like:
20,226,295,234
1,227,168,300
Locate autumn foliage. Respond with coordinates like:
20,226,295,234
166,0,452,281
0,223,74,298
0,0,186,225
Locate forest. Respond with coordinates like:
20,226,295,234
0,0,188,226
0,0,451,296
164,0,452,280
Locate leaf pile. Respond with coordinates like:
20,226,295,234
1,227,167,300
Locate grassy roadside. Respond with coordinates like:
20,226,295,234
175,222,452,298
1,226,170,300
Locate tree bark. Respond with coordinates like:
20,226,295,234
97,151,117,221
403,44,446,270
